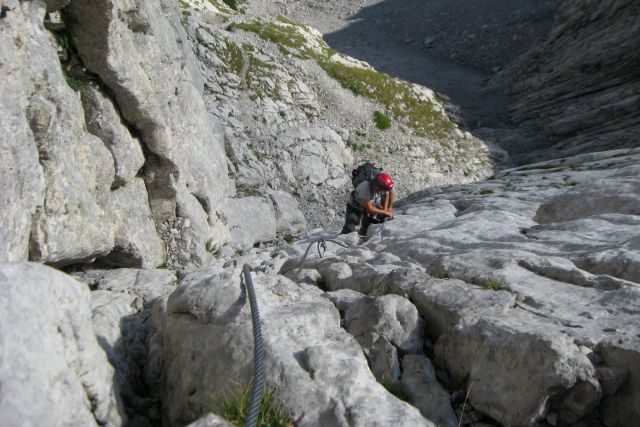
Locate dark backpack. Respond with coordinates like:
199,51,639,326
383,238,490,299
351,162,383,188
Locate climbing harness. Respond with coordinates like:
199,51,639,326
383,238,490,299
241,264,264,427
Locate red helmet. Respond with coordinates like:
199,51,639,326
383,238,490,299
374,172,394,190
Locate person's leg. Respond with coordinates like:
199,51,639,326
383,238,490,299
340,204,363,234
359,213,371,236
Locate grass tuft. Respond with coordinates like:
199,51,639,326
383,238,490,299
373,110,391,129
479,189,495,195
207,383,292,427
482,278,503,291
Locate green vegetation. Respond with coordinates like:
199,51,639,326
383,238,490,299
316,274,329,291
205,240,219,254
346,140,368,151
234,21,308,55
236,185,261,197
373,110,391,129
369,280,389,297
246,54,280,100
65,76,84,91
482,278,503,291
318,57,453,138
234,19,454,139
283,234,295,244
211,384,292,427
380,379,409,402
479,189,495,195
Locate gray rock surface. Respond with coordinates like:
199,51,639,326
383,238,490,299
186,413,235,427
0,262,124,426
278,147,640,426
104,179,166,268
401,355,458,427
492,0,640,161
67,0,229,266
1,1,116,266
268,190,307,235
228,196,277,251
80,84,145,187
148,264,433,426
82,268,177,424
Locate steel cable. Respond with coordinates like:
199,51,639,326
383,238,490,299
242,264,264,427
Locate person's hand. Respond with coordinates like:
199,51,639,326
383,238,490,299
386,212,394,220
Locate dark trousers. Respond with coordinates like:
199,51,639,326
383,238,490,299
340,204,384,236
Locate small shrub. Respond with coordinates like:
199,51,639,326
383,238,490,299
373,111,391,129
482,278,502,291
205,240,219,254
369,280,389,297
283,234,295,244
65,76,84,91
479,189,495,195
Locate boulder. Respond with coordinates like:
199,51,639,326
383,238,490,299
345,294,425,356
435,316,597,426
599,341,640,427
149,266,433,426
268,190,307,235
186,413,235,427
228,196,277,251
0,262,124,426
103,178,166,268
400,355,457,427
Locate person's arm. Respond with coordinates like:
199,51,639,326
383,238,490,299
383,188,394,213
362,198,392,218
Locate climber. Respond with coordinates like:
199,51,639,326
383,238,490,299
340,168,395,236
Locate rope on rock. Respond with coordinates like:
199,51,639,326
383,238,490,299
299,237,350,267
241,264,264,427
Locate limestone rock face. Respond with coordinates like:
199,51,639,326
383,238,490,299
494,0,640,160
1,1,116,266
0,262,124,426
105,179,166,268
268,190,307,235
148,264,433,426
228,196,277,251
277,147,640,427
183,6,507,230
534,165,640,224
80,84,145,188
67,0,229,265
77,268,177,424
